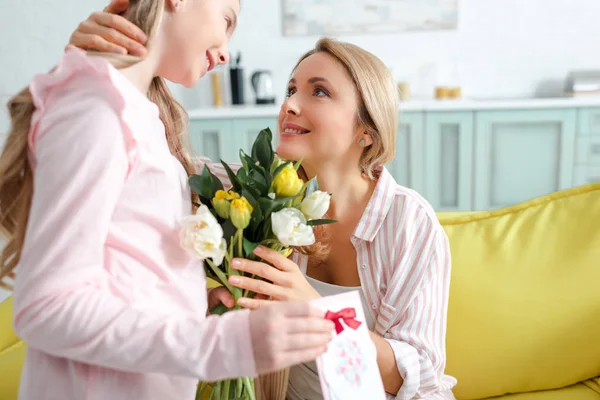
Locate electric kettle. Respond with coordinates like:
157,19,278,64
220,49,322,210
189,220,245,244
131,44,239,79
251,70,276,104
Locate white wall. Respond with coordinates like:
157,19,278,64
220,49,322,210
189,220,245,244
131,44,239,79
2,0,600,132
191,0,600,108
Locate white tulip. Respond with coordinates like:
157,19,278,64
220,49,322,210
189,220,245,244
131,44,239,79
300,190,331,220
180,205,227,266
271,208,315,247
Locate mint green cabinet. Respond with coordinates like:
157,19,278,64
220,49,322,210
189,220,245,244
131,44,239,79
188,119,232,163
387,112,425,193
424,112,474,211
473,109,576,210
189,118,277,164
188,103,596,212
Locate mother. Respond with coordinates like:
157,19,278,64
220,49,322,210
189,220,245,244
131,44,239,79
69,2,458,399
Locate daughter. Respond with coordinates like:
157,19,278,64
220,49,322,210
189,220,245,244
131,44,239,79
0,1,333,399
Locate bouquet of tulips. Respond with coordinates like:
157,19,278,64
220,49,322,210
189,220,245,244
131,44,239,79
179,128,335,400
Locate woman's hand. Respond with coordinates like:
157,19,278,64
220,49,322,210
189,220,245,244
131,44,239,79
66,0,148,56
228,246,320,309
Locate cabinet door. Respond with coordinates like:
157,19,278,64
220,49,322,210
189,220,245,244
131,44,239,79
474,109,576,210
387,112,425,194
188,119,232,163
573,165,600,186
424,112,474,212
231,118,279,161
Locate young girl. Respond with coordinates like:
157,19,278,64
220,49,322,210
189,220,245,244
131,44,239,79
0,1,334,399
69,5,458,400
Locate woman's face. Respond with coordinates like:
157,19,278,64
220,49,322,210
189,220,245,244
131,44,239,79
276,52,365,170
159,0,239,88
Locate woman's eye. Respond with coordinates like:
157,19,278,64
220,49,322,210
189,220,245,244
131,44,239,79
314,86,330,97
286,87,297,97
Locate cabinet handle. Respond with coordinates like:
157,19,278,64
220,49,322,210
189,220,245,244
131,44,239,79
591,144,600,154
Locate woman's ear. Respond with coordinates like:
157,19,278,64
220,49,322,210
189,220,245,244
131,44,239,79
166,0,181,11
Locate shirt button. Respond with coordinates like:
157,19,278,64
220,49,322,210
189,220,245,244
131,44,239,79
361,264,367,269
372,304,377,309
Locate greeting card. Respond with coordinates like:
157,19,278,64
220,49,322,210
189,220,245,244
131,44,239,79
311,291,387,400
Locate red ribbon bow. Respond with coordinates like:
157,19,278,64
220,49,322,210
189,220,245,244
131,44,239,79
325,307,362,334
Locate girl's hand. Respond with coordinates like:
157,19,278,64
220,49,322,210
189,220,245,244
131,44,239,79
206,287,234,316
66,0,148,56
229,246,320,309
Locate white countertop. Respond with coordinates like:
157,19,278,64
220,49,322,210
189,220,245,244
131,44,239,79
187,96,600,119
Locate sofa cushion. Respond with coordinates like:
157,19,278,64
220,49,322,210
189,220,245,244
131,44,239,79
0,297,19,353
439,183,600,400
488,382,600,400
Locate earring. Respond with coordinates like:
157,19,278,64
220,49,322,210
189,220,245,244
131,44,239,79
359,139,366,147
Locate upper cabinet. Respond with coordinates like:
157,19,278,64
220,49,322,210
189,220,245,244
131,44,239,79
423,112,474,212
188,101,600,212
189,117,277,164
473,109,576,210
387,112,425,194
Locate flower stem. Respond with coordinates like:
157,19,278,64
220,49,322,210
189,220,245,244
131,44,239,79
244,377,256,400
237,228,243,258
206,259,235,293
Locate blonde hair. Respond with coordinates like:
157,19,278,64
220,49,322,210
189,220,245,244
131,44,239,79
294,38,398,261
294,38,398,180
0,0,197,289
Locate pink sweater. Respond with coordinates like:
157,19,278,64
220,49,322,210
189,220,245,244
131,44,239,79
12,50,256,400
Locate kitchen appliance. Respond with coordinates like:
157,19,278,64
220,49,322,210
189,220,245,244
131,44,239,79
565,70,600,97
251,70,276,104
229,51,245,105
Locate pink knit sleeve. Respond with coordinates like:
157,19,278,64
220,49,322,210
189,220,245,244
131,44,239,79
12,65,256,382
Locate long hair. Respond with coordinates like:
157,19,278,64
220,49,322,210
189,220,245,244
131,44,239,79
292,38,398,262
0,0,197,289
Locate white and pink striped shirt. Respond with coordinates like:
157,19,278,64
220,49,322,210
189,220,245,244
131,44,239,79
204,162,457,399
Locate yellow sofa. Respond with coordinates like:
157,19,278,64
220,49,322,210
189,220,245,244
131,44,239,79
1,182,599,399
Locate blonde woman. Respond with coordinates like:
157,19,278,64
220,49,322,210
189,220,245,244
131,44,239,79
69,5,458,400
0,1,335,399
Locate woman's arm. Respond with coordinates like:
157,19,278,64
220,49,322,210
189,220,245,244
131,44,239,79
369,331,404,394
380,225,454,399
67,0,148,56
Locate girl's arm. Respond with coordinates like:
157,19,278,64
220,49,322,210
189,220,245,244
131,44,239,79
13,80,256,382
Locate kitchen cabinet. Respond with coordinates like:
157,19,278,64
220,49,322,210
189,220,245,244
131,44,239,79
187,99,600,211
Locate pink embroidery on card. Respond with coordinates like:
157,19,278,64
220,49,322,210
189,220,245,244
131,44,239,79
333,338,368,386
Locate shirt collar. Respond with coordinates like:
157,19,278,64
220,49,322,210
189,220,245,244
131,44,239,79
352,166,397,242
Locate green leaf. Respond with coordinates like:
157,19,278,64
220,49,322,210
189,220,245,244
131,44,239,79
241,187,259,208
242,237,259,259
237,167,248,184
305,177,319,198
293,157,304,171
222,219,237,243
239,150,255,172
188,173,212,199
209,303,231,316
251,128,274,169
247,168,269,196
190,166,223,201
258,196,296,220
220,160,242,192
206,166,224,196
307,218,337,226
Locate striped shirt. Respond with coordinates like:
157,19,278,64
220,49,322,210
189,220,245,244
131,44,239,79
202,161,457,399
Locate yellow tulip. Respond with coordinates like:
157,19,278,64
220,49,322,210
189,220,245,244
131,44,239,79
212,190,241,219
273,166,304,197
230,197,254,230
212,190,231,219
